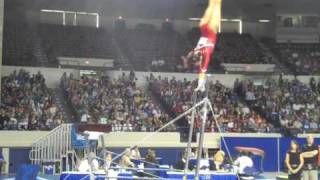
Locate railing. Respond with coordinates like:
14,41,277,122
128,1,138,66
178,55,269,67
29,124,75,174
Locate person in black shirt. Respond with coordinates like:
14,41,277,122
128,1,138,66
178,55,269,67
175,151,193,170
301,135,319,180
285,140,304,180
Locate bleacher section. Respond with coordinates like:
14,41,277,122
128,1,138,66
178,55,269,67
3,23,116,67
216,33,270,64
236,77,320,135
60,72,176,132
115,26,190,72
187,29,270,65
269,42,320,75
38,24,115,66
0,69,68,131
187,28,270,64
3,21,274,71
149,77,275,133
3,22,36,66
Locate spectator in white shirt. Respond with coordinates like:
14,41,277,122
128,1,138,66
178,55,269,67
122,121,133,132
309,120,318,130
81,112,90,123
130,146,141,159
233,152,254,174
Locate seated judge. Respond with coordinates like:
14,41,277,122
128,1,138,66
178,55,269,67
213,150,225,170
130,146,141,159
233,151,254,175
120,149,135,168
78,152,99,172
145,149,157,163
175,151,193,170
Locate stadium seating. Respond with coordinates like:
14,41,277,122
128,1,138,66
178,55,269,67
269,42,320,75
114,25,191,72
61,72,176,132
3,21,271,71
236,77,320,134
38,24,115,66
149,76,275,133
3,22,36,66
0,69,63,130
114,28,270,73
3,68,319,135
3,23,115,67
187,29,270,65
215,33,270,64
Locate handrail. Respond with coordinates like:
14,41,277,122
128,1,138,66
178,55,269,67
30,123,75,173
32,124,71,145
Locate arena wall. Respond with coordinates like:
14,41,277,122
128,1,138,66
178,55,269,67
99,132,218,148
98,132,284,149
0,131,49,174
0,131,49,148
0,130,287,149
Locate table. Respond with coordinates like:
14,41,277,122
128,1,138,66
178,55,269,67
131,157,163,165
60,170,237,180
188,159,214,169
166,171,238,180
60,171,133,180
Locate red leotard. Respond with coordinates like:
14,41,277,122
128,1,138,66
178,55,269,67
198,23,217,73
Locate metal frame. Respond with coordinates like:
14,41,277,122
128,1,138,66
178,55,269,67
29,124,76,174
182,77,237,180
183,96,211,180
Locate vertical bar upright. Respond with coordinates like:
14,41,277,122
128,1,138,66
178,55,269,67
195,99,208,179
184,93,199,178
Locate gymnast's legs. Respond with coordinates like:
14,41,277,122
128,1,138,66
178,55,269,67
194,0,222,92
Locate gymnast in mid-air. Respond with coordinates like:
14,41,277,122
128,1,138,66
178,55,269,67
193,0,222,92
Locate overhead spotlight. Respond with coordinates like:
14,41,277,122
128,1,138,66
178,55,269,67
259,19,270,23
189,18,201,21
41,9,64,13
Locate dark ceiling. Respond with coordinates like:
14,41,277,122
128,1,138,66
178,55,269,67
6,0,320,21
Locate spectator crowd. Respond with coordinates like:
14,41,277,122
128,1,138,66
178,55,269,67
61,72,175,132
0,69,63,130
236,76,320,134
149,75,275,133
275,43,320,75
2,69,320,135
